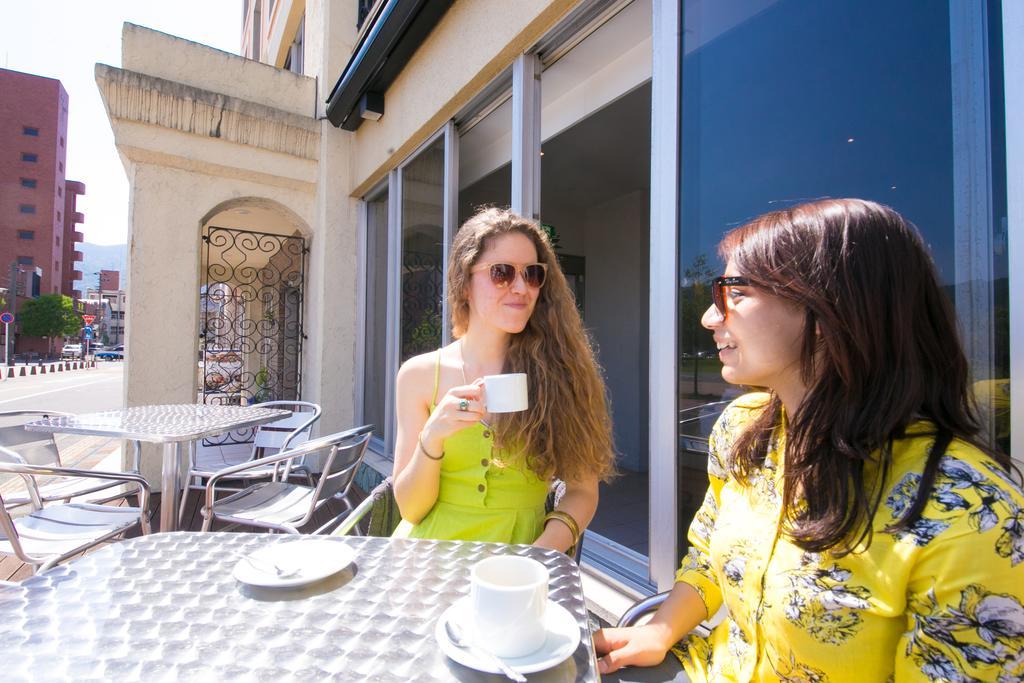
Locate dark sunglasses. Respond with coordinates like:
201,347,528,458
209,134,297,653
472,262,548,289
711,276,751,320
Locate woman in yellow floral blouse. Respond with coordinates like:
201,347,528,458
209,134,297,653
595,199,1024,682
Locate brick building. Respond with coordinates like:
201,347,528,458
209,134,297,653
98,269,119,291
0,68,85,355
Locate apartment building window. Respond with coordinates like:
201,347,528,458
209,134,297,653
59,136,64,148
57,185,62,196
17,230,35,240
23,126,39,136
22,153,38,162
252,3,262,60
58,161,63,172
56,235,60,246
21,178,37,188
284,15,305,74
19,204,36,214
17,256,33,266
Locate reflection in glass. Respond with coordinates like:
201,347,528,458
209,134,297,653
400,137,445,362
459,97,512,225
677,0,1009,555
363,189,388,440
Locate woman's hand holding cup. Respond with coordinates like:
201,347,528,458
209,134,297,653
420,382,485,457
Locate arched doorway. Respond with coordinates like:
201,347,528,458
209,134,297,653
197,199,308,443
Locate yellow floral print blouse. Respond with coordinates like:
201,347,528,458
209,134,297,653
674,393,1024,683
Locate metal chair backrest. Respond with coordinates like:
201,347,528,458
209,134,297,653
250,401,321,455
310,426,373,505
0,411,69,467
0,446,43,510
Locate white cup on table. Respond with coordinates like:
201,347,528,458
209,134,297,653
481,373,529,413
470,555,549,658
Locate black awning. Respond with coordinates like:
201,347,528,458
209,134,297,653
326,0,453,131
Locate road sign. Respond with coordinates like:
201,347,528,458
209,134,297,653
82,314,96,325
0,312,12,324
83,327,94,340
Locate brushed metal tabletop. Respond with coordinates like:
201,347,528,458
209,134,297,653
22,404,291,443
0,533,599,682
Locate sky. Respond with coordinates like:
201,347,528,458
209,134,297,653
2,1,243,245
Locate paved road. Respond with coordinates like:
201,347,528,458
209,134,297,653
0,363,124,414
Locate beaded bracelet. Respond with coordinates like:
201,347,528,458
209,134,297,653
418,434,444,461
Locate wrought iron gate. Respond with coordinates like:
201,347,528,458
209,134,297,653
199,226,306,444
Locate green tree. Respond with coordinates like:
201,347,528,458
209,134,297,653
18,294,81,356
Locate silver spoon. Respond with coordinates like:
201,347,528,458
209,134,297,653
445,619,527,682
231,551,302,579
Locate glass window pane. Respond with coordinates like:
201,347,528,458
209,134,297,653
400,137,445,361
363,188,389,440
540,0,652,575
458,97,512,225
678,0,1009,553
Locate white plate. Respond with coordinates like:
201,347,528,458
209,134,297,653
435,596,581,675
232,539,354,588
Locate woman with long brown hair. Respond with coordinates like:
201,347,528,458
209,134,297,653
596,199,1023,681
391,207,616,552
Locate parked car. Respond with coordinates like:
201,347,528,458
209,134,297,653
96,345,124,361
62,343,83,359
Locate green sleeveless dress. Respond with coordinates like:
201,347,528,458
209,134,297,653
391,352,550,544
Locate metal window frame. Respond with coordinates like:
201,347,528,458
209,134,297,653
356,177,389,454
648,0,680,591
442,121,459,345
1005,1,1023,462
512,53,541,221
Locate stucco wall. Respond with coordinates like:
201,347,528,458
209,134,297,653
123,161,316,486
349,0,576,197
121,23,317,118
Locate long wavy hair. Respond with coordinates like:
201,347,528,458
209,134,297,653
449,207,616,483
721,198,1016,555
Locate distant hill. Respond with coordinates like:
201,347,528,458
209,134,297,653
78,243,127,291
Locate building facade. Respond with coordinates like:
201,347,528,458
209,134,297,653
1,68,85,355
99,0,1021,604
98,269,119,291
84,281,126,346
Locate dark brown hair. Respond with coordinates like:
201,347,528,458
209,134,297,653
448,207,616,483
720,198,1015,554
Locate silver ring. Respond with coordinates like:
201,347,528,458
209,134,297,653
458,399,469,412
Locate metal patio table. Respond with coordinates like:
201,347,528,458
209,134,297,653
23,404,290,532
0,532,599,682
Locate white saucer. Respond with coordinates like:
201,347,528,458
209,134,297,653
232,539,354,588
435,596,581,674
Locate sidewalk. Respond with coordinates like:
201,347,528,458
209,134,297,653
0,360,95,379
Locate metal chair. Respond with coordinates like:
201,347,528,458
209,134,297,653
331,476,400,538
615,590,717,638
200,425,373,535
0,410,142,510
179,400,321,523
0,449,151,574
332,476,586,562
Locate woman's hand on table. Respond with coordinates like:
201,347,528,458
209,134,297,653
593,624,675,674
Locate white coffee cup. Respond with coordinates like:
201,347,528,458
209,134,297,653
469,555,549,658
481,373,529,413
